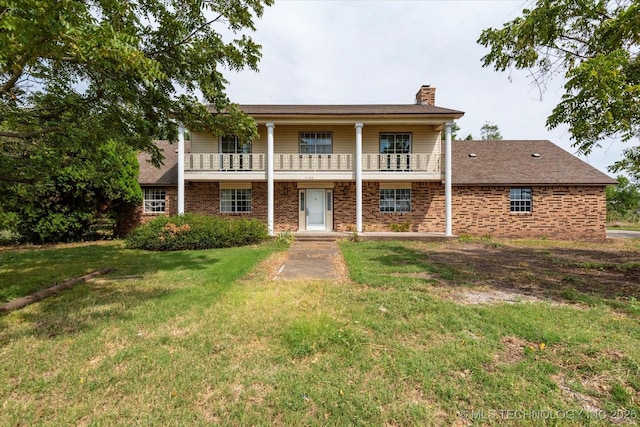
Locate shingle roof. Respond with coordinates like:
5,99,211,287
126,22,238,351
452,140,616,186
222,104,464,117
137,140,179,185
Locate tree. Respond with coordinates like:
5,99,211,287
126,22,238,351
1,0,271,162
480,121,502,140
441,122,461,140
610,146,640,185
606,176,640,221
0,0,273,242
478,0,640,155
2,139,143,243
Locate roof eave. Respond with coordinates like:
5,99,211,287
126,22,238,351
453,182,616,186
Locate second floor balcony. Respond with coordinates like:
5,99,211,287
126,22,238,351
184,153,442,181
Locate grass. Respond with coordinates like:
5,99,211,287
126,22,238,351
0,240,264,304
607,223,640,232
1,239,639,425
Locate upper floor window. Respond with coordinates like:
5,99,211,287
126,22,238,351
220,135,251,154
143,188,166,213
380,133,411,154
300,132,332,154
221,189,252,213
380,133,412,171
510,188,532,213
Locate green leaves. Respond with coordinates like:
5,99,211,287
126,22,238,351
1,0,273,153
478,0,640,154
548,49,640,153
0,0,273,243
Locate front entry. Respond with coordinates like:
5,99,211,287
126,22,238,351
298,187,334,231
306,189,325,230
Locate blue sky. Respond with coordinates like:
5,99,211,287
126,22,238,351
224,0,630,175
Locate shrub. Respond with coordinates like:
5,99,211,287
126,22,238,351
0,229,21,246
125,214,269,251
390,222,411,232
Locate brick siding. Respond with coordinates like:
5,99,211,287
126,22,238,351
333,181,445,232
137,182,608,240
452,185,607,239
274,182,299,231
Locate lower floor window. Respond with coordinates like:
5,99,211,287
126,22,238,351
380,189,411,213
221,189,252,213
143,188,166,213
510,187,532,212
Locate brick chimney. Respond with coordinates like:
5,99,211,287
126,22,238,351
415,85,436,106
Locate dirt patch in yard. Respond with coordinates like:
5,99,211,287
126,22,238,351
417,240,640,304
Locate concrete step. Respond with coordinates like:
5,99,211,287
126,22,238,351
294,235,343,242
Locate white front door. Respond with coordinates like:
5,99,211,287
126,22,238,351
306,189,325,230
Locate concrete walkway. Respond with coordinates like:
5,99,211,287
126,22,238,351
275,240,342,280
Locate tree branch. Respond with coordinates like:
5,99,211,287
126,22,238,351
0,127,62,139
149,14,224,55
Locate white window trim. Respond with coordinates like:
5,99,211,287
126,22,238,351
299,131,333,154
379,132,412,154
219,135,251,154
143,187,166,214
220,188,252,213
379,188,411,213
510,187,533,213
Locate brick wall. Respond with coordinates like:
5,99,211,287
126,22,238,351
274,182,299,231
333,181,444,232
182,181,298,230
452,185,608,239
137,182,608,239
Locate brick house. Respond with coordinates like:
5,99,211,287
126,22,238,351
137,85,616,239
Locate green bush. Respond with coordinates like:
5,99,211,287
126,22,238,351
125,214,269,251
389,222,411,232
0,229,21,246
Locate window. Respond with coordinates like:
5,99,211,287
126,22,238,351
143,188,166,213
379,189,411,213
221,189,252,213
220,135,251,154
299,132,332,154
380,133,411,171
380,133,411,154
510,188,532,213
220,135,251,171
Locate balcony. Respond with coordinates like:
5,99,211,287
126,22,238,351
184,153,442,181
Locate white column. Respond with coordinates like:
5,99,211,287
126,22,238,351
445,122,453,236
266,122,275,236
177,123,185,214
355,122,364,234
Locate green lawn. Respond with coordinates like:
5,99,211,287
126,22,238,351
1,239,639,425
607,223,640,232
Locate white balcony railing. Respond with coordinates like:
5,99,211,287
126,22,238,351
273,154,353,171
185,153,265,171
185,153,440,174
362,154,441,173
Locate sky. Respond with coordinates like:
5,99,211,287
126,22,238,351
223,0,630,176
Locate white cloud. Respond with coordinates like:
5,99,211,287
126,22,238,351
224,0,631,174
